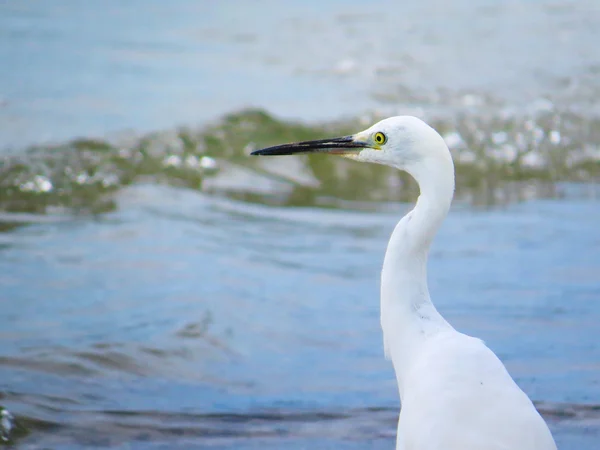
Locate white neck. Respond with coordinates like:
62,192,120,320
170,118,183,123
380,150,456,400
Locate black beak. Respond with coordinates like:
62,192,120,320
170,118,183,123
251,135,369,156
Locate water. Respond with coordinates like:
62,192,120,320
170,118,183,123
1,1,600,449
1,185,599,448
1,0,600,149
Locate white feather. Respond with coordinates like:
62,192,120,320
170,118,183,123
361,117,556,450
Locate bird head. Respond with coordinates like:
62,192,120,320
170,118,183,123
251,116,449,173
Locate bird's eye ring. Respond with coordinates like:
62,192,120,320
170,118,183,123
374,132,387,145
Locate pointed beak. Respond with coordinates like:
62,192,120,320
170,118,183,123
250,135,371,156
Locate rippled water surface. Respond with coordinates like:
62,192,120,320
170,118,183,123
1,185,599,448
1,1,599,449
2,0,600,148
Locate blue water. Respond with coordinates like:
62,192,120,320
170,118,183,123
2,0,600,149
1,184,599,448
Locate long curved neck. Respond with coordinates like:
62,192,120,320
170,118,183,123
380,152,455,399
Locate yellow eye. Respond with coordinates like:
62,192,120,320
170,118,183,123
374,132,387,145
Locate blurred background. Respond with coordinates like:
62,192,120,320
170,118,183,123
1,1,599,448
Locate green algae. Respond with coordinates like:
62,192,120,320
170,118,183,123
0,109,598,215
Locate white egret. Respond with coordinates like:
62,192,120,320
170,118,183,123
252,116,557,450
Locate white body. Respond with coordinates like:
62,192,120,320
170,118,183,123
367,117,557,450
395,332,556,449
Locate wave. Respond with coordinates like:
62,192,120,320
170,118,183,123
0,108,599,217
2,400,599,447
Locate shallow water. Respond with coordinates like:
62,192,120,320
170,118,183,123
1,1,600,448
1,184,600,448
1,0,600,149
